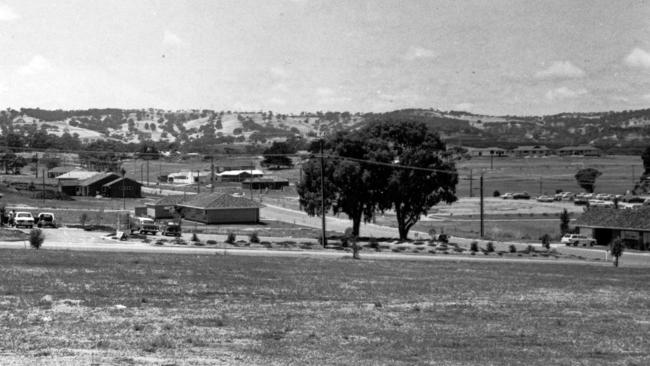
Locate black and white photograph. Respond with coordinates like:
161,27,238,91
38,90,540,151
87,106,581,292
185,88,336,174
0,0,649,364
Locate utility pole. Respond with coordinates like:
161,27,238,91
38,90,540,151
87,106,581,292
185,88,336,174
196,170,200,194
480,174,485,239
146,159,150,188
320,140,327,247
41,169,45,207
539,177,543,195
632,166,635,184
469,169,473,198
490,154,494,170
210,156,215,193
121,168,126,210
140,164,143,184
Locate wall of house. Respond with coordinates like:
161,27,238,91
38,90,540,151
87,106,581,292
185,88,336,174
180,207,259,224
103,181,141,198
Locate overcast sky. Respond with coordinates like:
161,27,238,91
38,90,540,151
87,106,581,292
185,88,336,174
0,0,649,115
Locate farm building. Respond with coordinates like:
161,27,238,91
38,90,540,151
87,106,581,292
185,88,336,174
101,177,142,198
146,195,187,219
242,177,290,190
218,169,264,182
467,147,507,157
77,173,120,196
177,192,262,224
167,171,211,184
56,169,99,183
556,145,601,156
575,206,650,250
510,145,552,157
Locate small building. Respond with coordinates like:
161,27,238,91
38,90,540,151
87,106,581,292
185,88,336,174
77,173,121,196
467,147,507,157
510,145,552,157
167,171,211,184
146,195,187,219
556,145,601,156
177,192,263,224
216,160,256,173
242,177,290,190
218,169,264,183
575,206,650,250
101,177,142,198
58,180,80,196
56,169,100,184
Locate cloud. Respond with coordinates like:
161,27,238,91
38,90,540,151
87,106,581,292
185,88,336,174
625,48,650,69
270,66,289,78
643,94,650,101
163,30,183,46
17,55,54,75
272,83,289,93
0,3,19,21
316,87,334,96
403,46,435,61
267,97,286,106
545,86,587,101
535,61,585,79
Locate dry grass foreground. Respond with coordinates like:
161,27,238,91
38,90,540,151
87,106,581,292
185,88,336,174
0,249,648,365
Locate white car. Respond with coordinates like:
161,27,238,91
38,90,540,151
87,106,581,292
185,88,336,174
561,234,596,247
14,212,35,228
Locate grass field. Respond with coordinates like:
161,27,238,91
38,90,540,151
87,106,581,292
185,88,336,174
1,249,648,365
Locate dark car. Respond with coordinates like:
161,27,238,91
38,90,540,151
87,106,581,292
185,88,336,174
161,221,182,237
35,213,57,228
512,192,530,199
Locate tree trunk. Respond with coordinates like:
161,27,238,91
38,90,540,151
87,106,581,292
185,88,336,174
614,255,619,267
352,217,361,238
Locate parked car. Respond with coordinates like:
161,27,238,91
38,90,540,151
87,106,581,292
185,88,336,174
589,199,614,208
14,212,35,228
35,212,57,228
512,192,531,199
536,195,554,202
501,192,514,199
574,197,589,205
129,216,158,235
561,234,596,247
160,221,182,237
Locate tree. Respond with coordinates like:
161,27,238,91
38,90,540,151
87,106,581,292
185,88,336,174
610,238,624,267
642,146,650,174
560,209,570,234
29,228,44,249
362,118,458,240
575,168,602,193
262,141,294,168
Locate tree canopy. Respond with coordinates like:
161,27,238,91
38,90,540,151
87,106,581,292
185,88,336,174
261,141,294,168
575,168,602,193
297,117,457,239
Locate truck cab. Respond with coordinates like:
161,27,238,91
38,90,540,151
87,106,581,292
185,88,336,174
129,216,158,235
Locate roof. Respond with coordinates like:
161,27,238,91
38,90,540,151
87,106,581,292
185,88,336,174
48,166,77,173
218,169,264,176
243,177,289,183
149,195,189,206
79,172,120,187
103,177,141,187
168,171,211,178
575,206,650,231
557,145,600,151
56,170,100,180
178,192,263,209
512,145,550,151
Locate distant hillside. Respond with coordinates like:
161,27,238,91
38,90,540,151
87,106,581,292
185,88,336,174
2,107,650,154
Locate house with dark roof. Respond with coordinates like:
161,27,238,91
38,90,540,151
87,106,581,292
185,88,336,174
241,177,290,190
510,145,552,157
101,177,141,198
146,195,188,219
557,145,601,157
77,173,120,196
176,192,263,224
574,206,650,250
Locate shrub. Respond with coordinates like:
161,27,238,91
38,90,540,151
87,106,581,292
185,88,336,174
226,232,236,244
486,242,495,253
79,213,88,228
191,232,199,242
493,190,501,197
249,232,260,243
206,239,217,245
509,244,516,253
527,244,535,253
369,237,379,250
540,234,551,250
438,233,449,243
29,228,45,249
470,241,478,252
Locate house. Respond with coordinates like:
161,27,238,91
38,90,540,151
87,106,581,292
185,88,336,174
466,147,507,158
47,166,77,178
217,169,264,182
56,169,101,195
167,171,211,184
556,145,601,156
176,192,263,224
77,173,121,196
101,177,142,198
574,206,650,250
146,195,188,219
510,145,552,157
242,177,290,190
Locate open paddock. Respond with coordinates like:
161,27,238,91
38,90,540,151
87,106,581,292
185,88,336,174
0,249,648,365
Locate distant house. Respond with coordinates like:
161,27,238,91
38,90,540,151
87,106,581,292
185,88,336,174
176,192,263,224
167,171,211,184
574,207,650,250
556,145,601,156
510,145,552,157
467,147,507,158
77,173,121,196
217,169,264,183
215,160,256,173
56,169,100,195
242,177,290,190
101,177,142,198
146,195,187,219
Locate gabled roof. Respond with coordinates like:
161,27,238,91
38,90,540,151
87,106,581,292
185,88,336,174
48,166,77,173
103,177,141,187
79,172,120,187
178,192,263,209
512,145,550,151
218,169,264,176
243,177,289,183
149,195,189,206
575,206,650,231
56,170,100,180
557,145,599,151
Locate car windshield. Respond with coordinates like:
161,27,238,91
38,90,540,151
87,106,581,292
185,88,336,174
17,213,31,218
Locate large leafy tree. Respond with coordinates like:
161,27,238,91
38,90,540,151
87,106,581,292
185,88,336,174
262,141,294,168
575,168,602,193
361,118,458,240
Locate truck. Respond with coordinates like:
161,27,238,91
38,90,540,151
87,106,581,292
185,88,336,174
129,216,158,235
160,221,182,237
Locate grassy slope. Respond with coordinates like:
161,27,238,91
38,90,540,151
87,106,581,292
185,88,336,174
0,249,648,365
